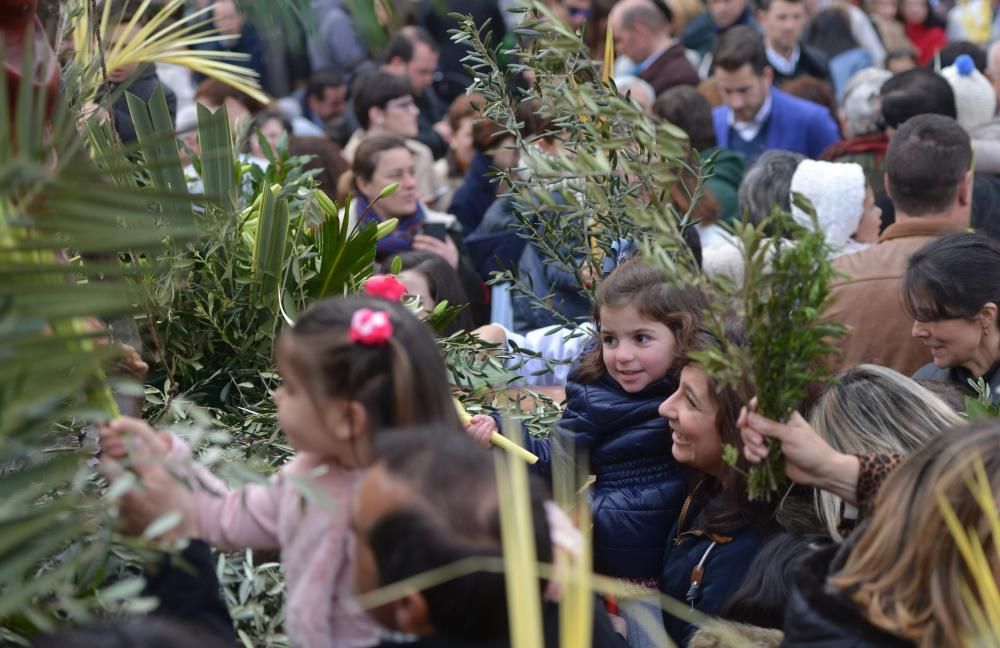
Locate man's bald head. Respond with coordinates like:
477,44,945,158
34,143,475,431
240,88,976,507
610,0,673,63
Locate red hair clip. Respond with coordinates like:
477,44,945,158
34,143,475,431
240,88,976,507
364,274,408,302
350,308,393,346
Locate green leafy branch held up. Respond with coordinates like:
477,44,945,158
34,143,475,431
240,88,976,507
694,195,846,501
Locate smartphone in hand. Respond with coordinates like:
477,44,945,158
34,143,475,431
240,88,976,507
422,223,448,241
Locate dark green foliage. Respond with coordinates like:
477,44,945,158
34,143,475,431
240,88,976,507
694,198,847,501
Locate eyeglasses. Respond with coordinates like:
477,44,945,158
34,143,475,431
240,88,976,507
386,97,417,111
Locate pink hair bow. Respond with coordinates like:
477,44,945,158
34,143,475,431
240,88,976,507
350,308,394,346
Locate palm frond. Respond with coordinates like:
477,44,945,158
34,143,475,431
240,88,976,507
71,0,268,105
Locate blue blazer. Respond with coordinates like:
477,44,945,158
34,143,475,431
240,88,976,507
712,88,841,160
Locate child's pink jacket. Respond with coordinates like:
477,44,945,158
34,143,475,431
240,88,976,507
167,437,378,648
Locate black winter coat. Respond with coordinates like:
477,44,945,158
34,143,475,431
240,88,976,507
108,64,176,144
781,542,914,648
524,369,684,579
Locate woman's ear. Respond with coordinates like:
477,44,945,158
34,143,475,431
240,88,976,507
979,302,998,330
393,591,435,636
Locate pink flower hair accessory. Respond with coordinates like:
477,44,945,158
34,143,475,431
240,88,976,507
350,308,394,346
364,274,408,302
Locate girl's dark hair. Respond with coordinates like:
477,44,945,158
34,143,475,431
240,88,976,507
722,533,827,629
253,108,292,135
575,259,707,384
806,8,860,58
289,136,349,200
369,427,552,641
349,134,411,192
681,320,777,534
280,296,462,432
904,232,1000,325
652,86,717,152
382,251,476,335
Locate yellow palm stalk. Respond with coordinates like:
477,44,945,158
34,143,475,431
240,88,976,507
454,397,539,464
602,22,614,84
552,447,593,648
937,457,1000,644
72,0,268,106
495,416,545,648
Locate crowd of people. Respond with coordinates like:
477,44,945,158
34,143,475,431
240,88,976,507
53,0,1000,646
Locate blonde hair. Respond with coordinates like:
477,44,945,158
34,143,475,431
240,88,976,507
830,420,1000,647
811,364,962,540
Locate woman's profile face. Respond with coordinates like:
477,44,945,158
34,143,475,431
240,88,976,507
400,269,434,316
659,365,724,477
911,316,987,371
357,147,419,218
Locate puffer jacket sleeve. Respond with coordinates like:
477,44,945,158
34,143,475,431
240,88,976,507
524,378,600,482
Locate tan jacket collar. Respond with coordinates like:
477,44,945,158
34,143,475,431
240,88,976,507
878,219,969,243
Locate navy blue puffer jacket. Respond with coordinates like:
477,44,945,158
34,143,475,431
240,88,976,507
659,494,766,647
524,369,684,579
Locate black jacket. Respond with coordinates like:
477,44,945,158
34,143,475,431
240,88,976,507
525,369,685,579
912,357,1000,403
771,43,831,86
108,64,177,144
781,542,913,648
415,87,449,159
375,598,627,648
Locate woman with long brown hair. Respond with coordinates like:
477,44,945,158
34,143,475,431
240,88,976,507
658,321,780,646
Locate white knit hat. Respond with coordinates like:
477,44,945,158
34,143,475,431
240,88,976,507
941,54,997,132
790,160,867,253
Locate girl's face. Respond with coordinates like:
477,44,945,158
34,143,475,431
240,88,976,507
400,269,434,316
274,337,364,462
357,147,419,218
900,0,927,24
599,303,678,393
659,365,724,477
853,186,882,244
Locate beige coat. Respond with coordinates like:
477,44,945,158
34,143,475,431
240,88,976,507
826,219,967,376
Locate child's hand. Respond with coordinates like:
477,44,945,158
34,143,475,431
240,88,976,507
465,414,497,448
117,343,149,380
99,416,171,461
98,418,195,542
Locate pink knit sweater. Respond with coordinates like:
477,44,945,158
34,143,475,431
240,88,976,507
168,437,378,648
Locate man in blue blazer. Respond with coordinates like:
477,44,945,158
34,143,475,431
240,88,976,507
711,26,841,161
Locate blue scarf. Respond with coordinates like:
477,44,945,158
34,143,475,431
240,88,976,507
354,193,427,260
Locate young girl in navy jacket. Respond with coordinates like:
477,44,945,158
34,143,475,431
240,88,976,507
520,259,707,644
